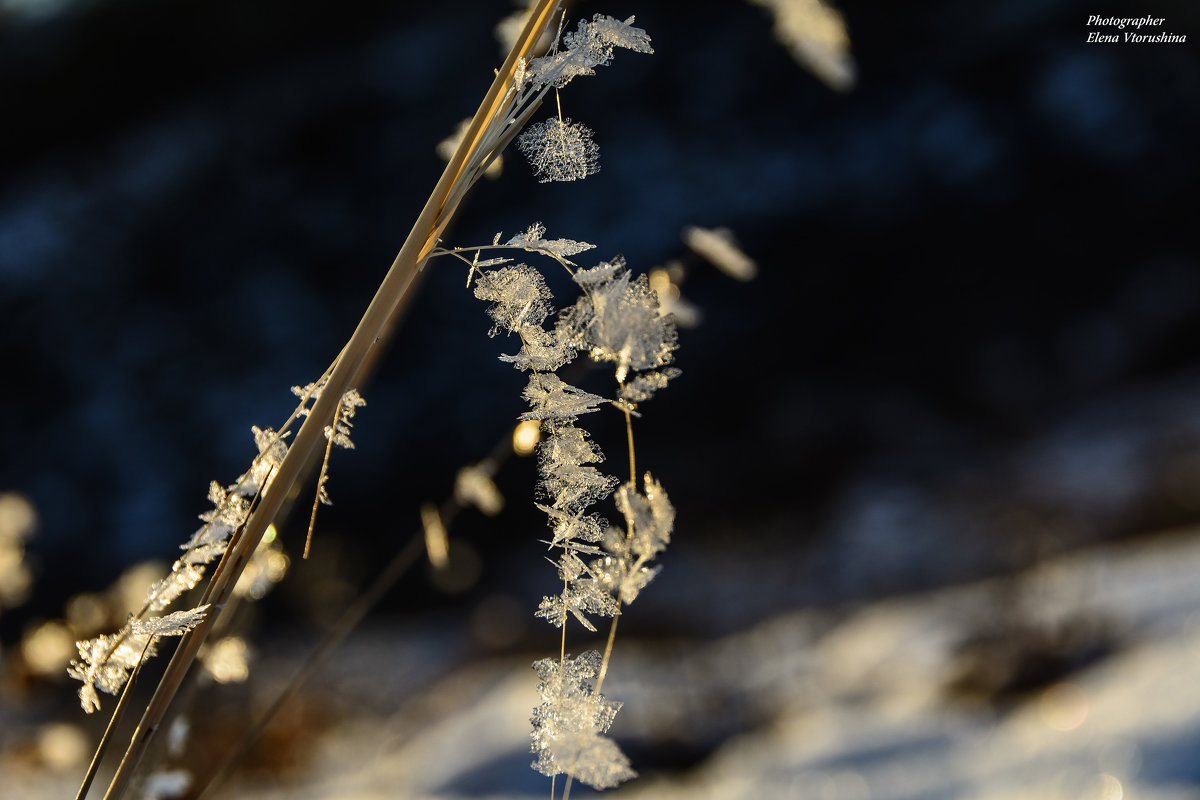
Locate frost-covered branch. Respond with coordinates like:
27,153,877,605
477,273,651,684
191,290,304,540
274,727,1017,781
462,210,678,793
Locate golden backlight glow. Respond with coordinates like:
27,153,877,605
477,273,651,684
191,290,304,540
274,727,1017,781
513,419,541,456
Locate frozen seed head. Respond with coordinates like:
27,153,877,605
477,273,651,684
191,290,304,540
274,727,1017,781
518,118,600,183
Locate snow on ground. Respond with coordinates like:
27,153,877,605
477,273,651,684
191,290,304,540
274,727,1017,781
229,530,1200,799
7,530,1200,799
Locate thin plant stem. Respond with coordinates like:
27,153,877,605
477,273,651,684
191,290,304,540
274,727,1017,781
623,405,636,486
593,612,621,697
304,407,339,560
75,636,155,800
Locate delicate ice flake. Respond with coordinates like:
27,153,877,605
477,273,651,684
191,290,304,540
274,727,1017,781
227,425,288,496
518,118,600,183
540,460,617,517
473,264,577,371
530,650,635,789
539,424,618,515
520,374,607,421
68,376,334,714
69,602,209,713
578,14,654,55
252,425,288,469
324,390,366,449
474,265,555,336
572,259,623,287
68,632,156,713
145,562,205,612
498,325,575,372
537,505,607,547
618,367,681,404
614,473,674,561
524,14,651,89
181,541,227,566
550,14,654,79
592,555,660,604
506,222,596,263
560,268,678,383
537,553,620,630
131,605,210,637
291,380,322,407
526,48,601,89
183,482,249,550
543,731,635,790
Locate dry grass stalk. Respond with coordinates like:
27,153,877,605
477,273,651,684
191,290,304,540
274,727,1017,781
89,3,565,798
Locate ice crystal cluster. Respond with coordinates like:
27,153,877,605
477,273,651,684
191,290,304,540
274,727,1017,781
466,218,678,789
67,378,360,714
513,14,653,183
531,650,634,789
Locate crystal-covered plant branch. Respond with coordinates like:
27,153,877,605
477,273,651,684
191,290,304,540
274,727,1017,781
66,377,363,716
444,214,678,794
434,13,670,794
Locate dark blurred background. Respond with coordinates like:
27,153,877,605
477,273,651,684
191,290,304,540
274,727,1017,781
2,0,1200,793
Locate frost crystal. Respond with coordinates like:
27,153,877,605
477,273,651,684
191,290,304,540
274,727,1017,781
572,259,623,287
506,222,596,263
537,505,608,547
530,650,635,789
618,368,681,405
70,413,297,712
527,14,654,88
499,326,575,373
518,118,600,183
538,425,618,516
474,265,556,336
68,605,209,714
145,563,206,613
520,374,607,422
536,576,619,631
560,267,678,383
575,14,655,56
614,473,675,562
474,265,576,372
324,389,366,450
131,605,210,637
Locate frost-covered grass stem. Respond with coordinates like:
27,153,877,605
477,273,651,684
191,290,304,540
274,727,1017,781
88,4,568,798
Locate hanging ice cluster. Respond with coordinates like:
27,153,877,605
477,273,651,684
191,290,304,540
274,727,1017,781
513,15,653,183
530,650,635,789
470,221,677,789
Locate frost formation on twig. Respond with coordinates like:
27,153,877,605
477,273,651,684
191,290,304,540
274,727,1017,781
67,379,361,714
512,14,653,183
463,213,678,789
